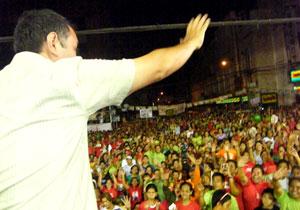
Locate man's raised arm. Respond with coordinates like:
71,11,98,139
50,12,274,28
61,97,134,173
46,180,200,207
129,14,210,95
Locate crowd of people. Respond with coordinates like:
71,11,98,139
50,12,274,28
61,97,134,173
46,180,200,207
88,105,300,210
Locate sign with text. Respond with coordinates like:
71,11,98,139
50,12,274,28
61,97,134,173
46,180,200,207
291,69,300,82
158,103,186,116
140,108,153,118
261,93,277,104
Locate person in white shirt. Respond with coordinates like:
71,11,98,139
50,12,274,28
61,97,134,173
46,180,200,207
0,8,210,210
122,156,137,176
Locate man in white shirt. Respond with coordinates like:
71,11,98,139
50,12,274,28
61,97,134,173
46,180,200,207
122,156,136,176
0,9,210,210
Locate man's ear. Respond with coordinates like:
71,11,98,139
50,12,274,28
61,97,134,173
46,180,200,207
45,32,61,56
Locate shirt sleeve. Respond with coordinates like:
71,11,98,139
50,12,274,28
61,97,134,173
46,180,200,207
274,189,287,205
77,58,135,115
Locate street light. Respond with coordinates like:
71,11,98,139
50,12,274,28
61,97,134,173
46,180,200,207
160,91,164,95
220,59,229,67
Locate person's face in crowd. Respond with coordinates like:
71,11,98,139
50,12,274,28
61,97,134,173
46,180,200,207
261,151,268,163
218,129,223,135
267,130,273,138
172,154,178,160
205,131,209,137
144,144,150,151
277,162,290,178
172,171,179,180
204,164,212,173
173,160,179,169
101,197,113,209
180,184,193,201
117,170,123,178
227,162,237,176
202,174,211,185
100,161,106,169
155,145,161,153
261,192,275,209
278,146,285,156
117,154,122,160
146,188,157,200
137,146,143,153
292,168,300,178
131,178,139,187
289,179,300,200
146,167,152,175
255,142,262,151
103,153,108,160
106,179,113,189
126,158,133,165
223,140,231,150
251,167,264,184
218,157,225,166
161,161,167,169
131,166,139,175
256,133,262,141
143,156,149,164
213,176,224,190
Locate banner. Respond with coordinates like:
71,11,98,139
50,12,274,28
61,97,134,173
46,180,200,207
261,93,278,104
140,108,153,118
88,123,112,131
158,103,185,116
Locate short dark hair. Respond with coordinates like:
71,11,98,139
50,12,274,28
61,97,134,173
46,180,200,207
252,164,264,175
289,177,300,186
180,182,194,196
261,188,276,201
212,172,225,183
276,159,290,168
14,9,70,53
212,189,231,208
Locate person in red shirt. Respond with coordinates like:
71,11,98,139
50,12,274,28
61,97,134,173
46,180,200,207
139,184,167,210
224,160,244,210
98,173,118,202
174,182,201,210
127,177,143,208
237,157,270,210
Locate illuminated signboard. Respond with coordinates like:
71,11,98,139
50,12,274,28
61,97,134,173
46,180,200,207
261,93,277,104
294,86,300,91
216,97,240,104
242,96,248,102
290,69,300,82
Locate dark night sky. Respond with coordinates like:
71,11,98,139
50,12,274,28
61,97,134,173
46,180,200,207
0,0,257,104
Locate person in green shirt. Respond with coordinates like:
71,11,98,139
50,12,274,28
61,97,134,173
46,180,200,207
153,145,166,168
200,172,238,210
273,166,300,210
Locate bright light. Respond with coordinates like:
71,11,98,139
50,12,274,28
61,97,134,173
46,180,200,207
157,98,160,101
160,91,164,95
220,59,228,67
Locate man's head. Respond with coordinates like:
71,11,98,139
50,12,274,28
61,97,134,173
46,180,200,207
101,193,113,209
14,9,78,61
292,166,300,178
288,177,300,200
212,172,225,190
251,165,264,184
